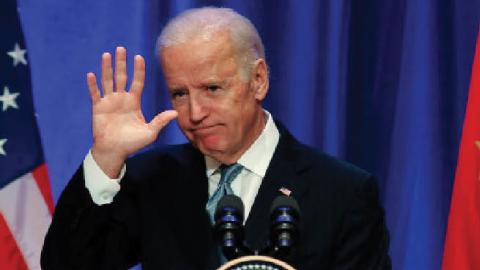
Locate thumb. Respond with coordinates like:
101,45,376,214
148,110,178,134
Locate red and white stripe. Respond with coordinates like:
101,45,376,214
0,164,53,270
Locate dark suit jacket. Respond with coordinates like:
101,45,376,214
41,125,391,270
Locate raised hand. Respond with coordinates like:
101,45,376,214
87,47,177,178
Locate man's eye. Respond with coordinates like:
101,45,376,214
171,90,187,99
207,85,220,92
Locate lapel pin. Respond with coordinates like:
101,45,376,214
279,187,292,196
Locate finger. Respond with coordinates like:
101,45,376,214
115,46,127,92
148,110,178,135
130,55,145,96
101,52,114,95
86,72,101,103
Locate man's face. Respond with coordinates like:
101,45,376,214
160,33,268,163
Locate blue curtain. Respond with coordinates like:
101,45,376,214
16,0,479,269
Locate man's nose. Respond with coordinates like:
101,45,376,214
188,93,208,122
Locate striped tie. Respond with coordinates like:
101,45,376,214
206,163,243,223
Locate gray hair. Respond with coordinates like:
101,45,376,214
157,7,266,78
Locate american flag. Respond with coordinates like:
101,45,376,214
279,187,292,196
0,0,54,269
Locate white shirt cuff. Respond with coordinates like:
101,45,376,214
83,150,126,205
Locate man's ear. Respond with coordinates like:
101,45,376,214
250,58,269,101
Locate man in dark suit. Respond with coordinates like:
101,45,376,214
41,7,390,270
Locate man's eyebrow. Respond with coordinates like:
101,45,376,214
168,86,187,92
202,80,222,85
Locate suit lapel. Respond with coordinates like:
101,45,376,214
178,126,312,261
244,128,310,250
172,144,212,267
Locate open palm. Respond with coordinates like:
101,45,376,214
87,47,177,176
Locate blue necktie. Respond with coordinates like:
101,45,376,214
206,163,243,224
206,163,243,268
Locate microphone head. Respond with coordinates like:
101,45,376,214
214,194,245,222
269,195,300,256
270,195,300,217
214,195,245,260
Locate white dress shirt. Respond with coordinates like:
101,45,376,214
84,111,280,221
205,111,279,220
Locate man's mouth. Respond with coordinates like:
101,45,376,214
191,124,222,136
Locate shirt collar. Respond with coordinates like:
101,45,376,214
205,110,280,177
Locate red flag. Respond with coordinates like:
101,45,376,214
442,29,480,270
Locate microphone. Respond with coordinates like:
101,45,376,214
214,194,246,260
269,195,300,260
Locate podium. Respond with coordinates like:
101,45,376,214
218,255,296,270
